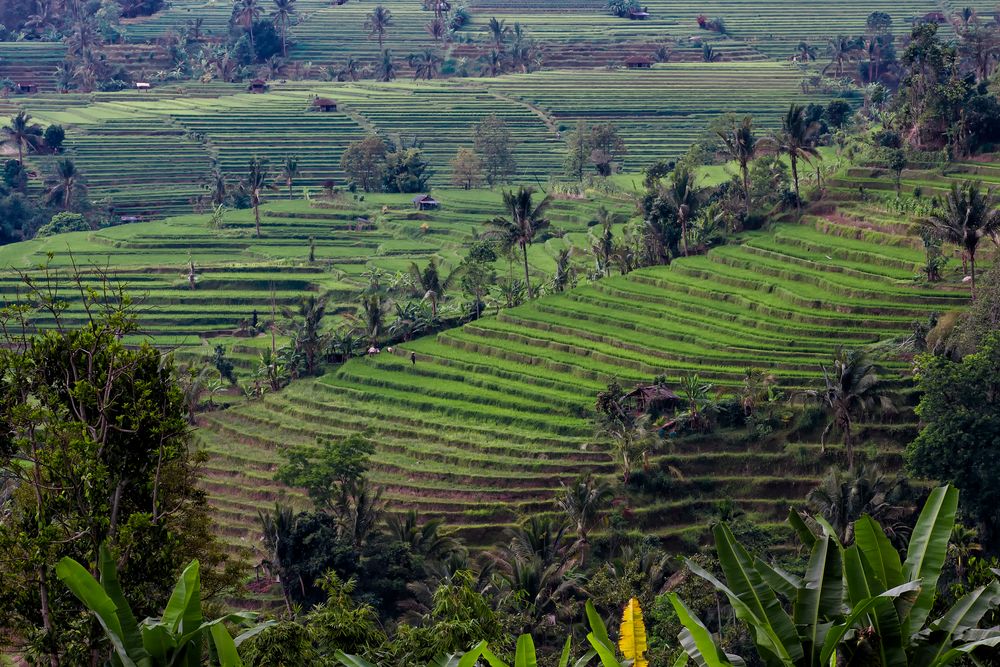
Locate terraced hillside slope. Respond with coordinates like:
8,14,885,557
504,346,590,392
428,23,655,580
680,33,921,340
0,0,961,73
13,64,836,217
0,189,628,352
198,186,972,550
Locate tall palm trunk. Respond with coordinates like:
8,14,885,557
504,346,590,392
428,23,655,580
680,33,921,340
791,153,801,218
287,178,293,200
680,212,689,257
521,241,531,296
280,17,287,57
741,160,751,218
253,198,262,237
970,251,977,300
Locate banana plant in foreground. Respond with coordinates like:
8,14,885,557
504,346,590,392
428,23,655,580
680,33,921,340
57,545,273,667
670,485,1000,667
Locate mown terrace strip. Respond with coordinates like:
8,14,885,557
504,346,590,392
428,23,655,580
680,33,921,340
199,183,969,546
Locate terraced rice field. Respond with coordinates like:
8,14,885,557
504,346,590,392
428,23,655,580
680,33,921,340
197,175,976,549
12,63,836,216
0,189,627,352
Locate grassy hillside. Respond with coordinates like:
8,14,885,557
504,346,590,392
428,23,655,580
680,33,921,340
192,165,981,551
13,63,837,217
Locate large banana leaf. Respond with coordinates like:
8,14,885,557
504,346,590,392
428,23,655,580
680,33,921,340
687,557,797,667
334,652,376,667
515,634,539,667
925,635,1000,667
818,581,921,667
788,509,817,550
619,598,649,667
903,485,958,637
854,516,903,591
793,535,843,667
754,559,802,601
55,556,138,667
587,632,624,667
586,600,614,652
209,623,243,667
911,582,1000,667
669,593,733,667
843,546,908,667
98,546,148,665
709,523,803,665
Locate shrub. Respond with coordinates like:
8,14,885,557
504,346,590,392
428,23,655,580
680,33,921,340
35,212,89,238
43,124,65,152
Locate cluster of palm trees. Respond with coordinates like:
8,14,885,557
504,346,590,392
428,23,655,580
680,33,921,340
478,19,541,76
1,112,87,211
716,104,823,220
925,181,1000,299
231,0,298,57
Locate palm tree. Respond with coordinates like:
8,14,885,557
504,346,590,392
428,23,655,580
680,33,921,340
796,40,817,62
375,49,396,81
241,156,271,237
46,158,85,210
484,186,551,297
280,155,299,200
271,0,296,57
717,115,760,219
385,510,460,562
589,208,619,278
925,182,1000,299
364,5,392,49
556,474,612,563
949,524,982,580
2,111,43,164
425,18,447,42
487,17,508,50
817,348,895,470
774,103,821,216
340,57,362,81
662,166,699,256
232,0,262,53
825,35,862,78
408,49,442,80
258,503,297,614
407,257,459,316
478,49,505,77
806,465,915,546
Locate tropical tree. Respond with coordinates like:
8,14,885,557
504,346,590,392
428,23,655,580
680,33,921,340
365,5,393,49
796,40,817,62
408,49,443,80
486,17,508,50
57,546,271,667
232,0,262,53
280,154,299,200
925,181,1000,299
774,103,822,214
557,474,613,563
258,503,297,614
825,35,863,78
407,257,459,316
46,158,86,210
816,348,895,470
241,156,273,237
807,465,916,546
662,166,699,256
2,111,43,164
484,186,551,297
271,0,296,57
669,485,1000,667
717,115,761,219
375,49,396,81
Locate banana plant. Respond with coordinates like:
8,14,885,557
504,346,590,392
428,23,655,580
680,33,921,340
336,634,593,667
670,485,1000,667
56,546,272,667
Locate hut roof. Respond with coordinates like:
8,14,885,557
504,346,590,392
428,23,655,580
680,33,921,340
412,194,437,203
624,384,680,402
624,55,654,65
313,97,337,106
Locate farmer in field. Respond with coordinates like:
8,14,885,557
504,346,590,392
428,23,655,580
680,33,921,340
410,352,416,365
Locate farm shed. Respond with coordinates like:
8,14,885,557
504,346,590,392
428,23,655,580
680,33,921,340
248,79,269,93
623,384,680,414
15,82,37,94
627,8,650,19
624,56,653,69
412,194,440,210
312,97,338,112
135,82,151,91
